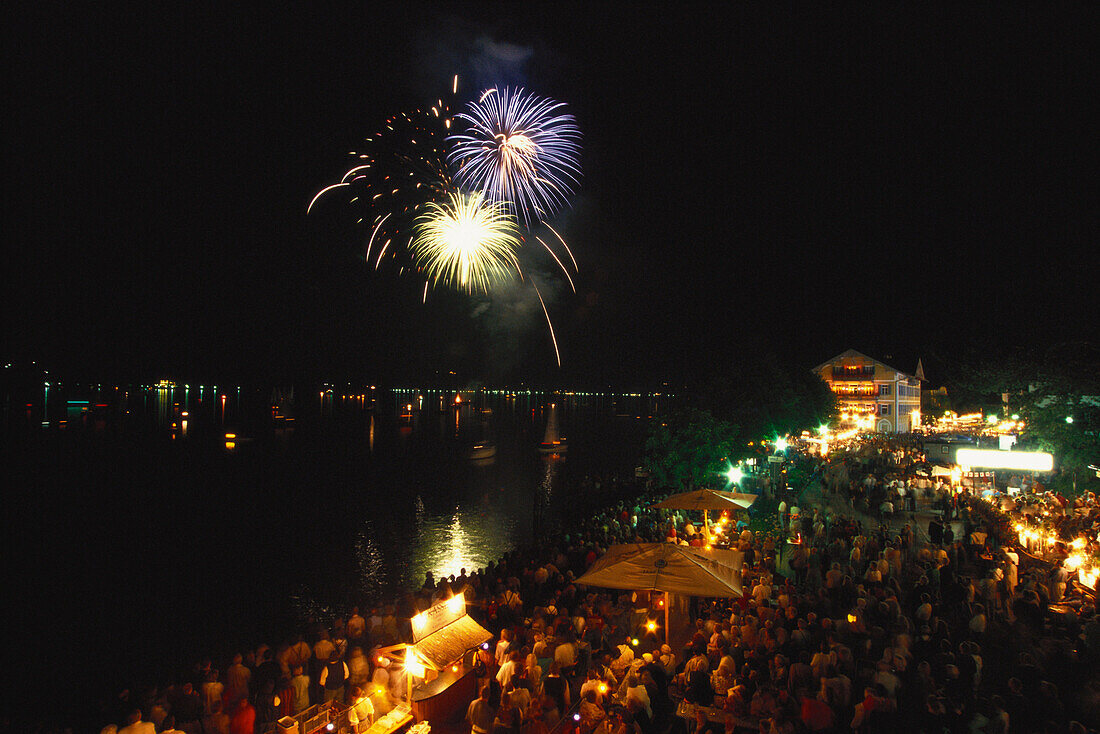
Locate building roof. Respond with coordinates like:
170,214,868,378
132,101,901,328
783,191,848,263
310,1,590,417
812,349,915,380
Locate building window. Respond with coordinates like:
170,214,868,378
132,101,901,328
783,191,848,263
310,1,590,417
878,384,891,396
879,404,891,416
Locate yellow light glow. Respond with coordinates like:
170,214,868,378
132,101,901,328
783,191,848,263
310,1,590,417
447,593,465,614
412,613,427,629
955,448,1053,472
631,638,639,646
225,433,236,439
646,621,657,632
598,683,608,694
1072,537,1087,550
406,657,426,678
847,614,858,623
225,441,236,450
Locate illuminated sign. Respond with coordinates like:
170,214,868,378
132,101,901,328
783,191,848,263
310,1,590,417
410,593,466,643
955,448,1053,472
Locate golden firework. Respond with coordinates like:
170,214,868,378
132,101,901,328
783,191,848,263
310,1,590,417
411,191,521,293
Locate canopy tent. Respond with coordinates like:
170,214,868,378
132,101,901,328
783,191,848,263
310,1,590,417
576,543,742,643
687,546,744,573
577,542,743,597
654,488,757,543
931,465,954,477
654,488,758,512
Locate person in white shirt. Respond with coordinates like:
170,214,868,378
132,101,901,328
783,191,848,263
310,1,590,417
580,669,608,703
495,629,514,667
313,632,336,665
225,654,251,706
622,674,651,717
752,581,771,604
348,687,375,733
554,636,577,675
290,666,311,714
497,650,522,689
117,710,156,734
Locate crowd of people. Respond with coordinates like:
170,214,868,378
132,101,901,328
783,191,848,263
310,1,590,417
96,435,1100,734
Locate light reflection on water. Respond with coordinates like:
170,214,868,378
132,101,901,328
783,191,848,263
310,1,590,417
404,509,518,586
24,383,658,608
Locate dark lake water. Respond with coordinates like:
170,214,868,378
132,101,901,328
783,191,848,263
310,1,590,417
1,384,665,724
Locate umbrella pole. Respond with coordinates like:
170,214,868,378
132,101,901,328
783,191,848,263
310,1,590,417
664,591,670,646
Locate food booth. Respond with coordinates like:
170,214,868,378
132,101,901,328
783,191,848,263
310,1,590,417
375,594,491,729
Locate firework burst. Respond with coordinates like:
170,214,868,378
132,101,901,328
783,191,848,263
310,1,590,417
411,191,522,294
308,102,455,271
308,78,580,367
448,87,581,226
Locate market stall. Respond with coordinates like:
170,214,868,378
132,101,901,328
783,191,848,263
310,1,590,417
406,594,492,724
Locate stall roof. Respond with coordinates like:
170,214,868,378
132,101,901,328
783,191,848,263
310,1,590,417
414,615,492,671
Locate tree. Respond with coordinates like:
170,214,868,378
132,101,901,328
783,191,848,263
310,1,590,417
644,407,741,491
689,353,838,445
948,341,1100,493
1018,343,1100,490
943,345,1039,414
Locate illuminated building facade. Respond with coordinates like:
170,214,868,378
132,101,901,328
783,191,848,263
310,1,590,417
813,349,922,432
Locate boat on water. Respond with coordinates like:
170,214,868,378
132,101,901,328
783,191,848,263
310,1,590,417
468,442,497,460
537,402,568,454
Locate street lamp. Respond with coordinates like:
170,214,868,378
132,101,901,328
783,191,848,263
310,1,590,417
775,437,789,452
1066,416,1075,424
726,463,745,485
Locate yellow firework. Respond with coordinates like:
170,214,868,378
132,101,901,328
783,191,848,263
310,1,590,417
411,192,521,293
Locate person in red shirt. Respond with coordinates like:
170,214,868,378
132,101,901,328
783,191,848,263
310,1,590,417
798,690,835,732
229,698,255,734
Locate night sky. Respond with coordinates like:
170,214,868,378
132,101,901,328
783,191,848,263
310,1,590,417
5,5,1095,387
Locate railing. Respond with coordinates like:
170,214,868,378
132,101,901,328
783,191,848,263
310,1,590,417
831,386,878,397
831,368,876,381
548,698,584,734
260,701,350,734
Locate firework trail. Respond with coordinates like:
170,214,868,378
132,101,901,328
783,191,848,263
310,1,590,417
531,281,561,367
447,87,581,227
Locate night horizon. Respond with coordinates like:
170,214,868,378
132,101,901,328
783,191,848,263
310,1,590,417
5,6,1094,387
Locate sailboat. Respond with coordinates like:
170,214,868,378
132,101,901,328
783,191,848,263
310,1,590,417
537,402,568,454
468,407,497,461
